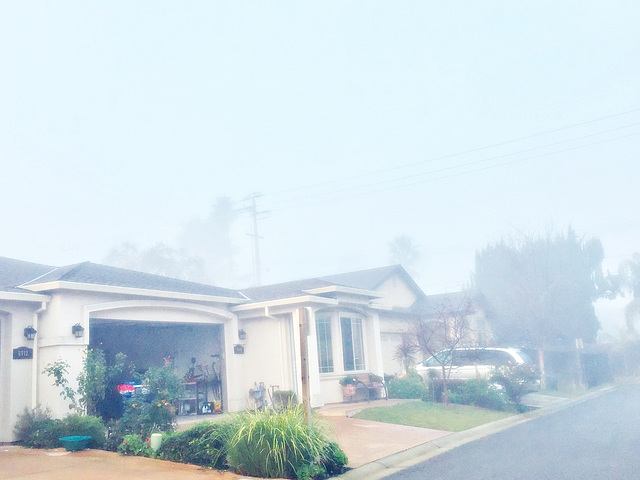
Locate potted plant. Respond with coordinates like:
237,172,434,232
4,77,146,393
339,376,358,401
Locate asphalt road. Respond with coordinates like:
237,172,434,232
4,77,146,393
383,384,640,480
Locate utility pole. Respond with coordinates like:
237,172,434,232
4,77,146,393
240,193,268,287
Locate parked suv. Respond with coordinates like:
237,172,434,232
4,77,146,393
416,347,537,384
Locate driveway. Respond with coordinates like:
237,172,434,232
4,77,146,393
0,445,261,480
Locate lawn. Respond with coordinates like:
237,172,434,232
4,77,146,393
353,400,515,432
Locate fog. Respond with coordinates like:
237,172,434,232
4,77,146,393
2,2,639,337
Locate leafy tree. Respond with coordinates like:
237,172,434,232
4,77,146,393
408,293,475,404
43,360,77,410
104,242,206,282
474,228,608,388
618,253,640,336
103,197,238,285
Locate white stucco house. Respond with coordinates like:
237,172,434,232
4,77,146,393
0,256,477,442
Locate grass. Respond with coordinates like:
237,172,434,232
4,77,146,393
353,400,515,432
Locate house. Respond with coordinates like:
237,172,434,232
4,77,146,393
0,257,477,442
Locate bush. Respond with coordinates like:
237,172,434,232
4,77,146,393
491,364,540,405
447,379,511,411
226,404,347,479
60,414,106,448
13,408,106,449
104,419,126,452
425,378,466,403
385,371,428,399
120,364,182,436
117,433,152,456
320,441,348,476
156,421,234,469
13,407,65,449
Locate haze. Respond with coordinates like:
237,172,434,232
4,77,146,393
1,2,639,317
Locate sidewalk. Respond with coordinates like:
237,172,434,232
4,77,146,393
317,399,450,468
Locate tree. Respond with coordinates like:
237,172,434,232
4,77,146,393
388,235,421,277
104,242,206,282
474,228,607,388
408,293,475,404
618,253,640,336
103,197,239,285
178,196,239,285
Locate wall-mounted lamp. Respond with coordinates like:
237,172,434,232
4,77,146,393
24,326,37,341
72,323,85,338
238,329,247,341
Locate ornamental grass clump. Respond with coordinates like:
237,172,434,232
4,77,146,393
226,404,347,479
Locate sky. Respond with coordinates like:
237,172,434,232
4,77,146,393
1,2,639,333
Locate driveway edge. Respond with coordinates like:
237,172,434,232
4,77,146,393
337,385,616,480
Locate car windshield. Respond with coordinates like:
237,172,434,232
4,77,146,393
516,350,534,364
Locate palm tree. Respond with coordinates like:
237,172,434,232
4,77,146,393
388,235,421,276
619,253,640,334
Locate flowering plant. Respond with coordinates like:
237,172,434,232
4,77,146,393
117,434,151,456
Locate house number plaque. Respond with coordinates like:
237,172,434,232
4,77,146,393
13,347,33,359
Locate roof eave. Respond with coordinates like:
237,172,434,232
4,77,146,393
231,295,338,312
303,285,384,298
0,291,51,303
20,281,245,305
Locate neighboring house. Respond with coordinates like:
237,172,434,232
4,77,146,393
0,257,481,442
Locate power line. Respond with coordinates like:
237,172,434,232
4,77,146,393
262,107,640,199
261,127,640,213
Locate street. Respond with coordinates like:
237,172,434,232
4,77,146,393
384,384,640,480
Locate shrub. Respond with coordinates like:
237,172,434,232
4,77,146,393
13,407,65,449
226,404,347,479
120,364,182,436
320,441,348,476
104,419,126,452
117,433,152,456
61,414,107,448
447,379,511,411
156,421,234,469
13,408,107,449
425,378,466,403
385,371,428,399
491,364,540,406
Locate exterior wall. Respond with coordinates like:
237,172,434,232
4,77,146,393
236,313,295,410
0,301,43,443
16,289,241,423
375,275,418,308
378,314,414,376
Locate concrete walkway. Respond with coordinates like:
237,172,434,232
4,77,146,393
317,399,450,468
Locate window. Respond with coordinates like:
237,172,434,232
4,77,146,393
316,316,333,373
341,316,365,371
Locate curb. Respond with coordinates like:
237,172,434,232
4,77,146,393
337,385,616,480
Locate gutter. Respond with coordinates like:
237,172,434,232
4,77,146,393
31,301,47,409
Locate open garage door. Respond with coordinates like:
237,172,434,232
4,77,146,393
90,319,225,416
